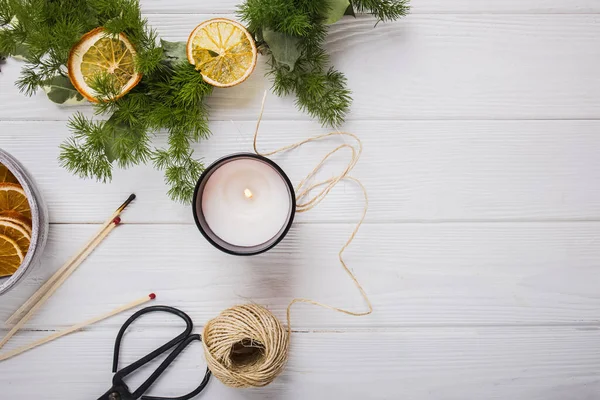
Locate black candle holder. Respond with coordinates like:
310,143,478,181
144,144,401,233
192,153,296,256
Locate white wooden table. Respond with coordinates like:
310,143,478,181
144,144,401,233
1,1,600,399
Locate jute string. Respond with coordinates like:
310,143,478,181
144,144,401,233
202,92,372,388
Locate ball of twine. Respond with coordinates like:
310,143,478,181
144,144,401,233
202,304,290,388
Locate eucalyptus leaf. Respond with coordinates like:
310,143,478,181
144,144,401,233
12,42,30,61
263,29,301,71
42,75,86,105
161,39,187,66
344,4,356,16
104,135,117,163
324,0,350,24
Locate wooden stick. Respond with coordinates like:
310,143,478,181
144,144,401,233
0,221,120,350
5,194,136,325
5,223,113,325
0,294,156,362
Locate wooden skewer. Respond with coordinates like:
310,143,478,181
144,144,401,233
0,294,156,362
5,194,136,326
0,220,121,350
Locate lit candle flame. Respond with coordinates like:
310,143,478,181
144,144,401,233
244,188,253,199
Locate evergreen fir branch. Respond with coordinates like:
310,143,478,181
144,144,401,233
152,148,204,204
107,118,152,169
60,113,113,182
14,65,42,95
279,13,312,37
351,0,410,22
167,61,214,109
238,0,308,36
135,28,163,75
240,0,409,127
88,72,122,102
296,0,330,16
0,0,13,26
0,20,20,55
59,62,212,202
270,53,351,127
16,52,68,95
295,68,351,127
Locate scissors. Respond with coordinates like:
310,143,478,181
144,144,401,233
98,306,211,400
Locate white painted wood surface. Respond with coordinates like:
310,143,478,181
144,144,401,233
4,120,600,224
1,1,599,399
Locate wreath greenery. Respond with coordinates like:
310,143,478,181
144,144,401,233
0,0,409,202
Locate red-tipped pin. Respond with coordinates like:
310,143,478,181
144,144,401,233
149,293,156,300
113,216,122,225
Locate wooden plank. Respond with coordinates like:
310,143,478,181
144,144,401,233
1,15,599,121
139,0,600,14
1,223,599,329
0,327,598,399
2,120,600,224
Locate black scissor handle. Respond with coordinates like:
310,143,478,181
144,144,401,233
112,306,193,383
140,334,212,400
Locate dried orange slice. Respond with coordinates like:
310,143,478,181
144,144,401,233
68,27,141,102
0,211,32,236
0,164,19,184
187,18,257,87
0,220,30,255
0,233,23,278
0,183,31,219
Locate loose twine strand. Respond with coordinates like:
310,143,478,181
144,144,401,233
202,92,372,388
252,92,373,324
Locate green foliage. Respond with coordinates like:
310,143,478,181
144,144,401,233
238,0,410,127
1,0,410,202
43,75,85,104
262,28,301,70
351,0,410,22
0,0,156,94
0,0,211,203
161,39,188,65
60,62,213,203
324,0,350,25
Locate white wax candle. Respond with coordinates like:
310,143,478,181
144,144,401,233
201,157,293,247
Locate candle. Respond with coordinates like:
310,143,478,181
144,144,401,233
192,153,295,255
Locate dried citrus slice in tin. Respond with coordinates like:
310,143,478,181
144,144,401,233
0,220,30,255
186,18,257,87
0,164,19,184
0,183,31,219
0,233,23,278
68,27,141,102
0,211,32,236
